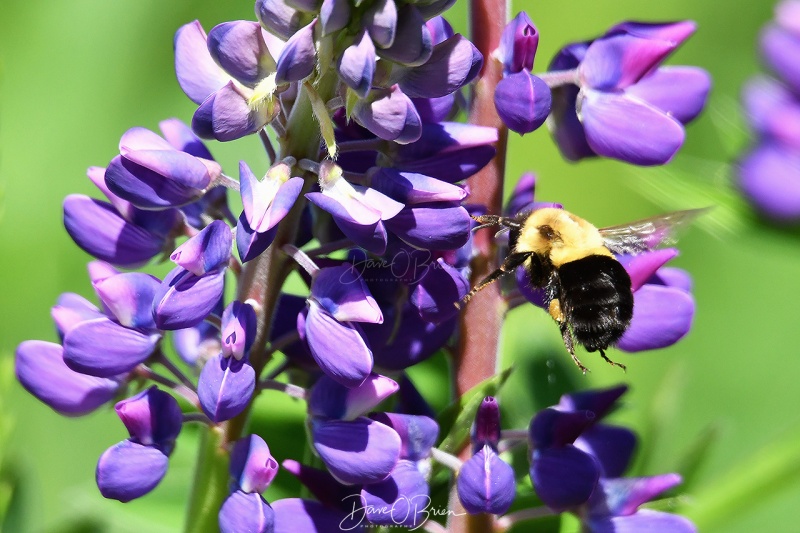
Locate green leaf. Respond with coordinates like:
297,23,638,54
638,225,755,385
681,425,800,531
344,87,360,122
437,367,514,455
671,424,721,493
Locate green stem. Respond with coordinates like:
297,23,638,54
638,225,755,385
183,426,229,533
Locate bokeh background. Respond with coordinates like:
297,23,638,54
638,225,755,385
2,0,799,531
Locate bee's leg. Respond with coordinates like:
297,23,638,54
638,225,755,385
598,348,627,372
471,214,522,231
456,252,531,308
549,298,590,374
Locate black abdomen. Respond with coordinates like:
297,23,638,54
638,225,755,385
557,255,633,352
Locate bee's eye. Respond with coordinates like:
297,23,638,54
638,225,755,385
538,225,559,241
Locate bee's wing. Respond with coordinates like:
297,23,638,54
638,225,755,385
599,207,711,255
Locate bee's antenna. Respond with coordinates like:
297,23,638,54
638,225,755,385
471,215,522,232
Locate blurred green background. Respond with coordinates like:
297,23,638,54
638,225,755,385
2,0,800,531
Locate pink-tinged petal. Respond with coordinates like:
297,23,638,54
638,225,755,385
93,272,161,329
580,33,677,91
219,491,274,533
395,34,482,98
63,317,160,377
63,195,164,267
580,90,685,166
338,30,376,98
221,301,257,360
153,266,226,330
607,20,696,44
530,445,599,511
618,248,678,292
378,5,432,66
309,373,398,421
364,0,397,48
273,498,363,533
312,265,383,323
208,21,276,87
627,66,711,124
305,300,373,388
230,434,279,493
88,261,119,284
275,19,317,84
593,475,682,517
52,293,103,338
159,118,214,159
15,341,121,417
170,220,232,275
590,510,697,533
494,71,552,134
96,441,169,502
256,0,303,40
457,446,515,515
361,460,429,527
352,86,423,143
385,202,471,250
115,386,182,450
119,127,174,154
174,21,231,105
198,353,256,422
312,417,401,484
370,168,466,204
616,284,694,352
498,11,539,75
738,141,800,221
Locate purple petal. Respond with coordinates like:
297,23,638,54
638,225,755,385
627,66,710,124
377,5,431,66
174,21,231,105
580,33,679,91
93,272,161,329
305,300,373,388
273,498,364,533
411,94,456,123
119,127,175,154
193,82,276,142
221,301,257,360
415,0,457,19
352,86,423,143
529,407,596,449
320,0,350,35
241,161,303,233
96,441,168,502
616,284,694,352
655,266,692,292
312,417,401,484
369,413,439,461
51,293,103,338
256,0,303,40
198,353,256,422
396,121,498,161
364,0,397,48
530,445,599,511
276,19,317,84
761,24,800,94
15,340,121,416
590,510,697,533
593,474,683,517
309,373,399,421
230,434,279,493
370,168,466,204
361,460,429,527
410,258,469,322
115,386,182,451
397,145,496,183
549,83,595,162
457,446,515,515
498,11,539,75
618,248,678,292
396,34,482,98
776,0,800,34
63,195,164,267
171,321,221,367
338,30,377,98
742,76,800,148
425,16,454,46
494,71,552,134
506,172,537,216
63,317,160,377
152,266,226,330
159,118,215,160
606,20,697,45
170,220,232,275
219,491,275,533
207,21,276,86
576,424,637,478
385,202,471,250
473,397,501,451
281,460,359,509
557,385,628,417
311,265,383,323
580,90,685,166
87,260,119,284
366,306,456,370
236,211,279,263
737,141,800,221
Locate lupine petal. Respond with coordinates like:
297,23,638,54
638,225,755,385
230,434,279,493
397,145,496,183
415,0,457,19
593,474,683,517
219,491,275,533
93,272,161,329
370,168,467,204
385,202,471,250
104,154,206,210
361,460,429,527
425,16,454,46
63,195,164,267
378,5,431,66
410,258,469,322
352,86,423,143
174,21,231,105
494,71,552,134
51,293,103,338
606,21,697,45
276,19,317,84
580,90,685,166
395,34,482,98
457,446,515,515
365,306,456,370
364,0,397,48
236,211,279,262
338,30,377,98
207,21,276,87
530,407,596,449
655,266,692,292
590,510,697,533
159,118,215,160
115,386,182,451
498,11,539,75
762,24,800,93
411,94,455,123
738,141,800,221
616,284,694,352
530,445,599,511
96,440,169,502
256,0,303,40
312,265,383,323
198,353,256,422
172,321,221,367
281,460,360,509
119,127,175,154
370,413,439,461
304,300,373,388
15,341,121,416
63,317,160,377
312,417,401,484
473,397,501,451
194,81,276,142
170,220,232,276
549,83,595,162
618,248,678,292
576,424,637,478
396,121,498,161
221,301,258,360
309,373,398,421
273,498,364,533
627,66,710,124
320,0,350,35
153,266,226,330
580,33,679,91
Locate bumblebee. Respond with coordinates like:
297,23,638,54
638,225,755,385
459,207,706,373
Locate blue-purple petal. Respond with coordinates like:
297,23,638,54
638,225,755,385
93,272,161,330
96,440,169,502
457,446,515,515
530,445,599,511
153,266,226,330
207,21,276,86
396,34,482,98
276,19,317,84
230,434,279,493
616,284,694,352
589,510,697,533
174,21,231,105
237,211,279,263
494,71,552,134
384,202,470,250
219,491,275,533
198,353,256,422
338,30,377,98
361,460,429,527
115,386,182,451
63,317,160,377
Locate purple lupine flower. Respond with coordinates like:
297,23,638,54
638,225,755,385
96,387,182,502
219,434,278,533
494,12,552,134
761,0,800,94
175,20,282,141
548,21,710,165
457,397,515,515
221,301,258,360
276,19,317,83
15,340,122,416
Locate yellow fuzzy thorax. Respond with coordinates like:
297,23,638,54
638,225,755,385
514,208,612,266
